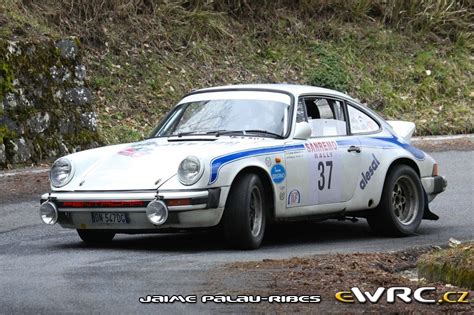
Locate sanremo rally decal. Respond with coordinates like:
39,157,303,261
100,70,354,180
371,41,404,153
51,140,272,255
305,140,343,205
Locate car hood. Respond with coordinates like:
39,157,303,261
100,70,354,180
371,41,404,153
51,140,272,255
69,136,277,191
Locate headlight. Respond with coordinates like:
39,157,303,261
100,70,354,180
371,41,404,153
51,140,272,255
178,156,204,186
49,158,74,187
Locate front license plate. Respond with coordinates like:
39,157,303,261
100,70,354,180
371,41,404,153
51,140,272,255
91,212,128,224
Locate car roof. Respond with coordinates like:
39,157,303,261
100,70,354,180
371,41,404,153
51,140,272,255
192,84,358,103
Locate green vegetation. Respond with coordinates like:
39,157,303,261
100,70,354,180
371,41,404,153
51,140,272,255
308,45,352,92
0,62,14,103
1,0,472,143
418,242,474,289
0,125,16,143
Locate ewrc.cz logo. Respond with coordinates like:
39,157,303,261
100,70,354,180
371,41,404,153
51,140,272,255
359,154,380,190
335,287,470,304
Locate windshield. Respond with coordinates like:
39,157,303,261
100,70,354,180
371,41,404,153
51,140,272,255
156,98,290,137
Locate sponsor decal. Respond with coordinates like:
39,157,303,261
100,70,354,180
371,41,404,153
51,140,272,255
265,157,272,167
288,189,301,206
305,140,338,153
285,151,304,160
279,186,286,201
279,191,285,200
118,146,153,157
271,164,286,184
118,141,158,157
305,140,338,158
359,154,380,190
336,287,470,304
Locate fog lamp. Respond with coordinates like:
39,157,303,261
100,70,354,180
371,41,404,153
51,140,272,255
40,201,58,225
146,199,168,225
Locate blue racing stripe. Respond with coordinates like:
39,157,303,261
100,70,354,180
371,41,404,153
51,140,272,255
335,139,359,147
336,136,425,160
209,144,304,184
373,136,425,160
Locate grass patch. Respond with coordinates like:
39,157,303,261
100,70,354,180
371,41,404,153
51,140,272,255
308,44,352,92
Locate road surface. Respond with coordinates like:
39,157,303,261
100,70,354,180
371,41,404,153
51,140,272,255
0,150,472,313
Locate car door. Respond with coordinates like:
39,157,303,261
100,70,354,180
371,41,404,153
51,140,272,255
284,96,362,213
344,102,385,209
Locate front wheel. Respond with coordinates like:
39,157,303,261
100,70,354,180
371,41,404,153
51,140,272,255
222,173,267,249
77,229,116,243
367,165,424,236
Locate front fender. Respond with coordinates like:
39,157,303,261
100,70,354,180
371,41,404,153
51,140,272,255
159,153,283,211
51,143,130,191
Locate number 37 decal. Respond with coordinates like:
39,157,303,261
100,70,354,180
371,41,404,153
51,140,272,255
317,161,333,190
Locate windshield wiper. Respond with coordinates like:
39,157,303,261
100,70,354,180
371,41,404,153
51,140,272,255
174,129,283,139
213,129,283,139
174,130,230,137
175,131,209,137
243,129,284,139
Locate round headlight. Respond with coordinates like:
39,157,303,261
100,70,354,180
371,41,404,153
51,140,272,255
178,156,204,186
50,158,74,187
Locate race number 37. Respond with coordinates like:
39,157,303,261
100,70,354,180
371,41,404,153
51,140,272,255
317,161,333,190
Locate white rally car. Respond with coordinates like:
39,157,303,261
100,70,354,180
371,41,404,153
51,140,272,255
40,84,447,249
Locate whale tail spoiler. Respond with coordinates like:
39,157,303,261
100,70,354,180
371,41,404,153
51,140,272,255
387,120,416,144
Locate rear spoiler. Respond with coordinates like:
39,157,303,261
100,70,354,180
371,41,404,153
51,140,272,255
387,120,416,144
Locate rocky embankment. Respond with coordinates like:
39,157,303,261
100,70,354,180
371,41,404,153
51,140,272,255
0,37,99,168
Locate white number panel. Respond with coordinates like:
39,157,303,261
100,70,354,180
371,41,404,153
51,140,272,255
285,139,343,209
306,140,343,205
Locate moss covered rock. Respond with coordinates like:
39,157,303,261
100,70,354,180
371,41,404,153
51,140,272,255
0,37,100,168
417,243,474,290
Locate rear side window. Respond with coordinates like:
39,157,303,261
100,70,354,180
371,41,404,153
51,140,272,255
347,105,379,134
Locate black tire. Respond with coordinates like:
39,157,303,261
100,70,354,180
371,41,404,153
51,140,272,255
367,165,424,236
77,229,116,243
222,173,267,249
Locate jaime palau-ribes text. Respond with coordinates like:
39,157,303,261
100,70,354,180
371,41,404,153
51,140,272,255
139,295,321,304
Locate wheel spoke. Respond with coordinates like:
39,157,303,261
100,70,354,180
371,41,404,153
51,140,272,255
395,184,402,196
400,196,406,204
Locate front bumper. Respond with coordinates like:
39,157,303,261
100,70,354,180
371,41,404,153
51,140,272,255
421,175,447,202
40,188,223,230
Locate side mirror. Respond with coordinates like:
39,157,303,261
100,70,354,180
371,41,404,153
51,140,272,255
294,122,312,139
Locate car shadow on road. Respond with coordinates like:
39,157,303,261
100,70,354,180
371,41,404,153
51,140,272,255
52,219,427,253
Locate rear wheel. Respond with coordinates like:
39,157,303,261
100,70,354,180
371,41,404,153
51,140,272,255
222,173,267,249
367,165,424,236
77,229,115,243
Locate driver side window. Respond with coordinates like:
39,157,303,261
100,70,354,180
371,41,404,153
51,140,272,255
299,96,347,137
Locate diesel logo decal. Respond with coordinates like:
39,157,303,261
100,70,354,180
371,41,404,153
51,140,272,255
360,154,380,190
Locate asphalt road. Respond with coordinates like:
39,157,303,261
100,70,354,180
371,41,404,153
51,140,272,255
0,150,472,313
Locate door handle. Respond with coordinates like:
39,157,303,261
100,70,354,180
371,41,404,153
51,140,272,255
347,145,361,153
